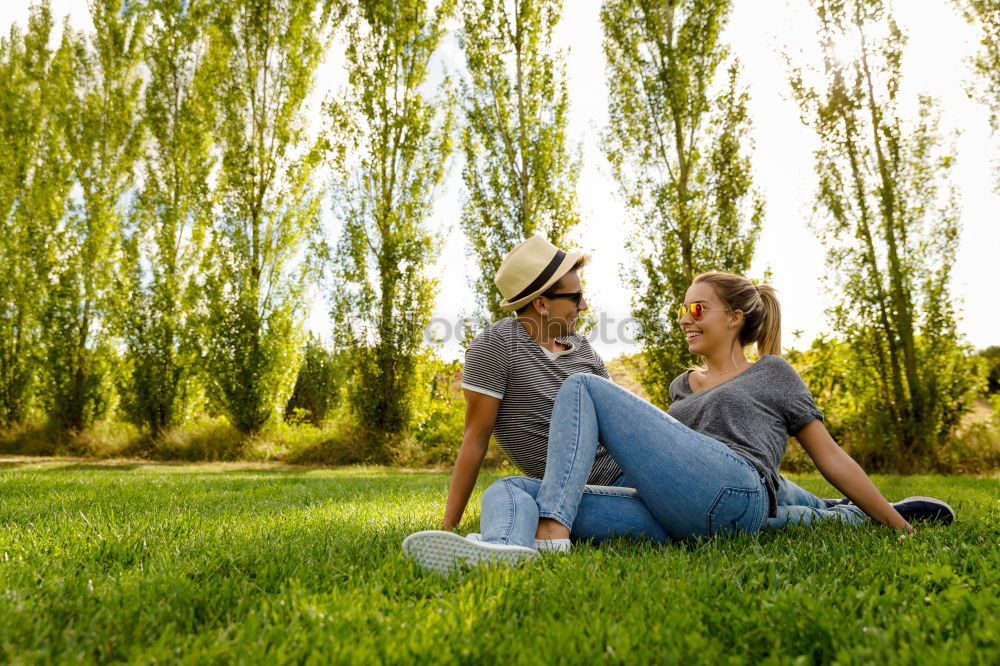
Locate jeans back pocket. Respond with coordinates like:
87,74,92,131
706,487,760,537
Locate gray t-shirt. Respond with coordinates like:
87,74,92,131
461,317,623,485
667,355,823,517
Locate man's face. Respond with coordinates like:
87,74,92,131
541,269,588,339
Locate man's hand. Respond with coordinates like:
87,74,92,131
441,389,500,530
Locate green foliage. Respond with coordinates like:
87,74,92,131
115,0,222,436
786,338,999,473
407,358,466,465
43,0,146,431
975,346,1000,393
0,464,997,662
786,334,998,472
784,336,853,445
203,0,333,434
0,2,76,426
601,0,763,407
790,0,981,471
285,333,342,426
459,0,582,321
330,0,455,452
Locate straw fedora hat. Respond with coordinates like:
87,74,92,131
495,234,588,312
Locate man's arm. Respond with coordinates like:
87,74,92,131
795,419,912,531
441,389,501,530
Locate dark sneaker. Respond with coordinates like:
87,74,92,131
891,496,955,525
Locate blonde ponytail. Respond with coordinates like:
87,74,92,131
753,284,781,357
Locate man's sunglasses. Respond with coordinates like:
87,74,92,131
544,291,585,307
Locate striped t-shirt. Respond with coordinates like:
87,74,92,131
461,317,623,485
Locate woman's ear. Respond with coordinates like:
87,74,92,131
728,309,745,328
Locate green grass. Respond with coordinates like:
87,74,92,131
0,459,997,664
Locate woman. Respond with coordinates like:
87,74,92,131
403,271,953,573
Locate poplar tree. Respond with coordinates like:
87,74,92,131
459,0,581,322
44,0,146,431
789,0,977,469
601,0,762,407
330,0,455,449
116,0,221,436
0,2,76,426
204,0,333,434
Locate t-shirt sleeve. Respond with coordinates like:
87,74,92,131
461,329,510,400
773,358,824,433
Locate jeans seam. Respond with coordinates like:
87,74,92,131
498,477,516,545
755,477,767,531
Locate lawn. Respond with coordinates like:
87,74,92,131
0,458,997,664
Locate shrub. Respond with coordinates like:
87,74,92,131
404,358,465,466
785,337,1000,474
142,419,245,461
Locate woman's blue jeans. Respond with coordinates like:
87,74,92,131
481,374,865,547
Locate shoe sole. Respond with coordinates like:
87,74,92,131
402,531,539,575
894,496,956,525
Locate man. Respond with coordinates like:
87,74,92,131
441,233,621,529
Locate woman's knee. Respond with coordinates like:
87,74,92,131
560,372,610,397
559,372,587,394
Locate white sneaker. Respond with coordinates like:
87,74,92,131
402,530,538,575
466,532,482,542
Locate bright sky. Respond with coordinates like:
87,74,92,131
5,0,998,361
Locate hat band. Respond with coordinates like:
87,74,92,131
511,249,566,302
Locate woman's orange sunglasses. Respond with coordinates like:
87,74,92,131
677,303,728,321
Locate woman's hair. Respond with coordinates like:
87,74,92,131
692,271,781,357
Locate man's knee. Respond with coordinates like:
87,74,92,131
483,475,537,502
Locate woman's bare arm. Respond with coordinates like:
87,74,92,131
795,420,913,532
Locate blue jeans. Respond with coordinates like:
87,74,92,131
770,475,865,527
481,374,865,547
